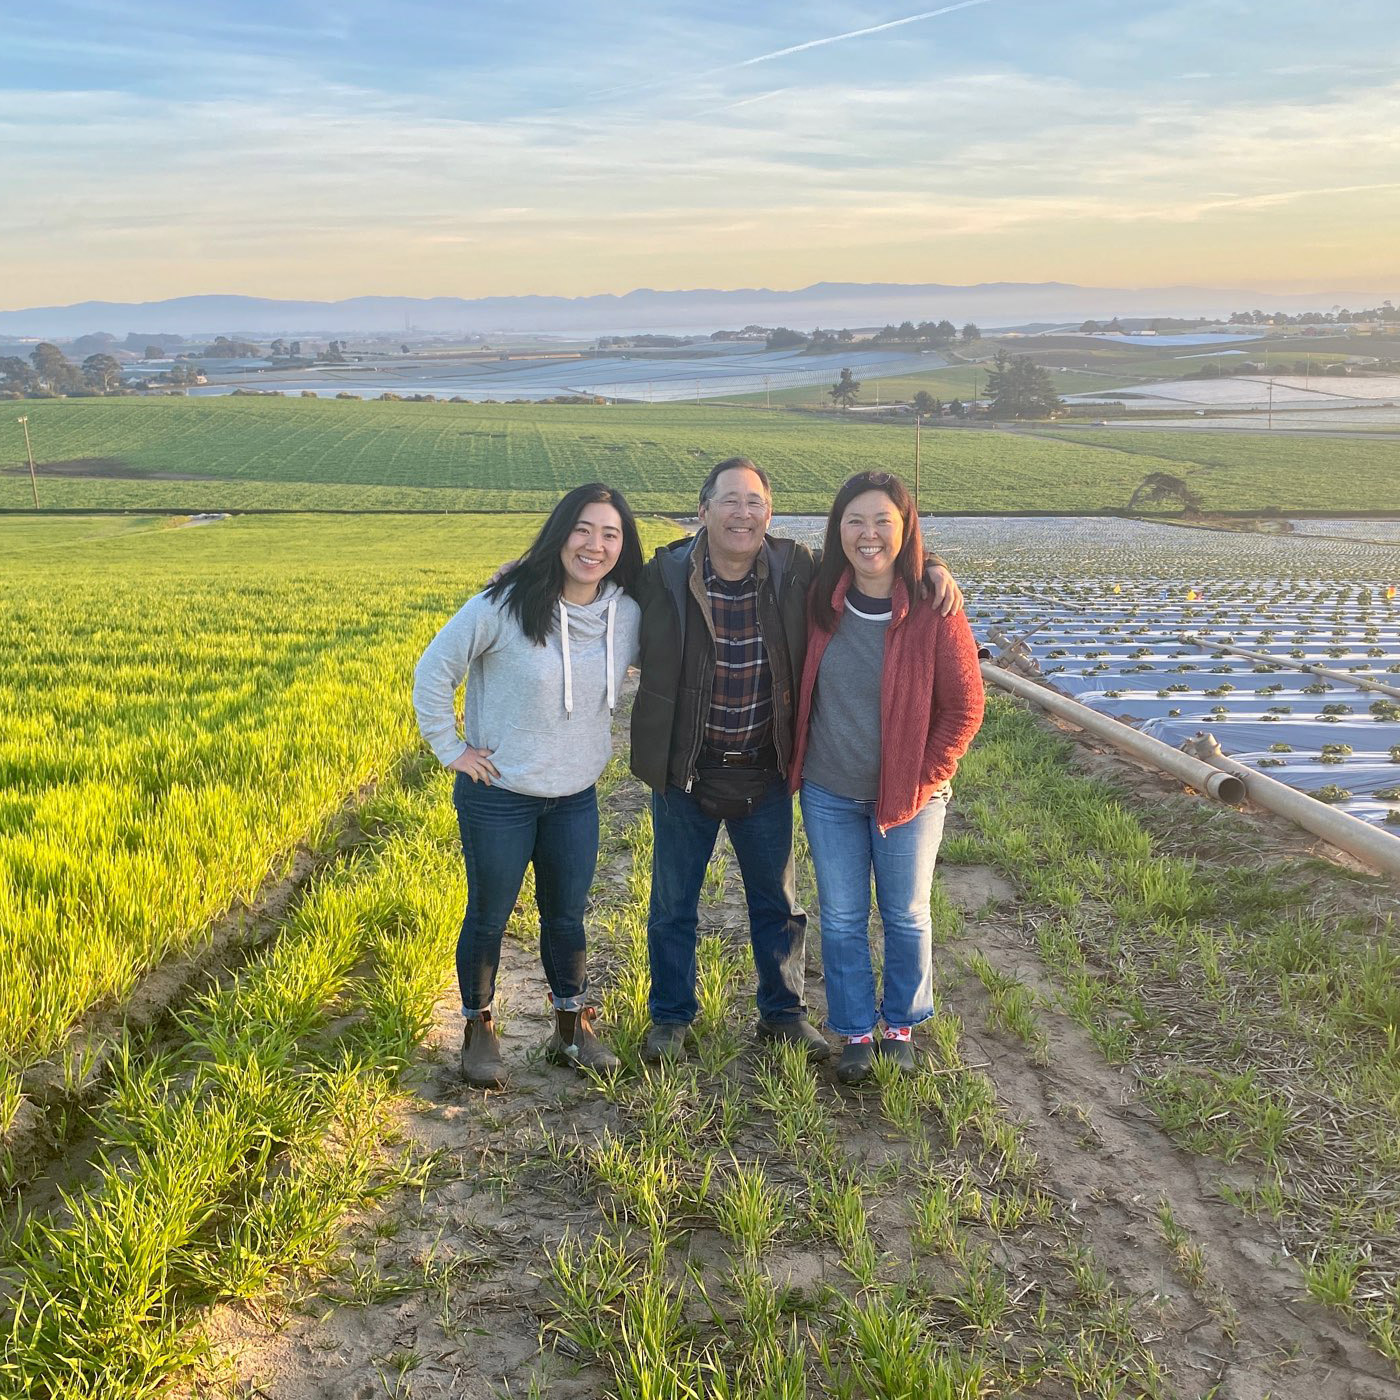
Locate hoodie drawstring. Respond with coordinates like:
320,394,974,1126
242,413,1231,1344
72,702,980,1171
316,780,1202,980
558,599,573,715
559,594,618,716
604,597,616,711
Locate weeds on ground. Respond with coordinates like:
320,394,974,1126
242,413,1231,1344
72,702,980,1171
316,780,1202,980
951,695,1400,1365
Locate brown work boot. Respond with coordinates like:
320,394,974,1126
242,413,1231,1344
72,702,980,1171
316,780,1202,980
545,1006,620,1074
459,1012,507,1089
641,1022,688,1064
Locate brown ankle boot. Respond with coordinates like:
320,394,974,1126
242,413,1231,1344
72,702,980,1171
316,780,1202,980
546,1006,620,1073
460,1012,507,1088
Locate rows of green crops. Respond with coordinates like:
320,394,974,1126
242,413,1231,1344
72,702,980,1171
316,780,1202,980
0,514,677,1112
4,395,1397,514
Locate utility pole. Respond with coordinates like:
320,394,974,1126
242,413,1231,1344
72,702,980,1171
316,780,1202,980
764,375,771,409
914,414,922,513
1268,378,1274,430
17,415,38,509
695,378,701,404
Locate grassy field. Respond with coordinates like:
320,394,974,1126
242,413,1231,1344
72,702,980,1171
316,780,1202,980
3,514,1399,1395
5,395,1400,515
0,514,677,1140
175,699,1400,1396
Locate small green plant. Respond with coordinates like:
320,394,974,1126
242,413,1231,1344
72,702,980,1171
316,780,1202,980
1302,1246,1363,1310
713,1161,783,1262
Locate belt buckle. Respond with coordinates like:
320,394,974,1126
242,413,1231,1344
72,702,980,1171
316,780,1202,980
721,750,747,766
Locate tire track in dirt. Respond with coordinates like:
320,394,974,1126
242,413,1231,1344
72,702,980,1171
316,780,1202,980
941,864,1400,1400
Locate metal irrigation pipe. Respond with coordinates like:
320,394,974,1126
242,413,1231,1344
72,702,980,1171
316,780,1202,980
980,662,1246,804
1179,634,1400,703
1182,733,1400,879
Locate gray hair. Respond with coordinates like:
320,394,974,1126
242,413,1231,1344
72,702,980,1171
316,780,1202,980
699,456,773,509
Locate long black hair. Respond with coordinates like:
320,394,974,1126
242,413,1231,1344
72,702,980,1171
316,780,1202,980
809,471,924,632
485,483,644,644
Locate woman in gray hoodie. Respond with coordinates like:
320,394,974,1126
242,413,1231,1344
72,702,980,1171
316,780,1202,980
413,484,643,1087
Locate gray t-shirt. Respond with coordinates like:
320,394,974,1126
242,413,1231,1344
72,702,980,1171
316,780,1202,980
802,588,891,802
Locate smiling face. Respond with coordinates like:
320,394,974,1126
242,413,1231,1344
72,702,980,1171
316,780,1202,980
698,465,772,580
840,488,903,597
559,501,624,603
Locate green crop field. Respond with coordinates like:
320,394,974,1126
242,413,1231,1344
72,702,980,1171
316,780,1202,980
4,511,1399,1394
5,395,1400,516
1026,426,1400,509
0,512,677,1094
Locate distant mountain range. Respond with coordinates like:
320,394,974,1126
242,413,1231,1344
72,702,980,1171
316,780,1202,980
0,282,1387,339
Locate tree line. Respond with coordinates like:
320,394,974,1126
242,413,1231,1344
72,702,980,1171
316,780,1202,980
1080,303,1398,332
827,348,1061,420
0,342,209,397
766,321,981,351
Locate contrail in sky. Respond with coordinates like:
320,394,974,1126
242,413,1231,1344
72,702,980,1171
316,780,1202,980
733,0,996,69
586,0,994,105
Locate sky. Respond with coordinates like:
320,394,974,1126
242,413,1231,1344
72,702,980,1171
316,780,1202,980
3,0,1398,306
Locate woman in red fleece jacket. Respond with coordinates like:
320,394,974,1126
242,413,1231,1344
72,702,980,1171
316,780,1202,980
789,471,984,1084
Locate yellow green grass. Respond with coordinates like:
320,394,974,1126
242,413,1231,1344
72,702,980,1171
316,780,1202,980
0,514,677,1115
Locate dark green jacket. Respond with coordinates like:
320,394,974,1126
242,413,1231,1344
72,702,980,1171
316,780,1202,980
630,531,816,794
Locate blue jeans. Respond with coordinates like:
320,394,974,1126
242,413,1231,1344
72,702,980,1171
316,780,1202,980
799,781,949,1038
647,777,807,1026
452,774,597,1015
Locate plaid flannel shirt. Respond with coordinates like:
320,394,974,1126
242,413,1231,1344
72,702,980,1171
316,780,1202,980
701,548,773,753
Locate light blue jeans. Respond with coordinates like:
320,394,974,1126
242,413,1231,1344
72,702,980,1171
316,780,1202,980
799,780,949,1038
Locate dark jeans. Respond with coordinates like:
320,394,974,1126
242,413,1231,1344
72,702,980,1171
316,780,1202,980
452,774,597,1015
647,775,807,1026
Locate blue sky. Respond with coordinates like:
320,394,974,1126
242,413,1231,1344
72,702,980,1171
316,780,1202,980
3,0,1398,303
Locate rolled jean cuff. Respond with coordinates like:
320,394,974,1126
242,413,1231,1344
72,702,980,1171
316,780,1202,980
551,991,588,1011
462,1005,488,1020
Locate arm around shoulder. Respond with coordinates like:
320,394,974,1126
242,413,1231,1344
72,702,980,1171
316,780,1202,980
925,610,985,783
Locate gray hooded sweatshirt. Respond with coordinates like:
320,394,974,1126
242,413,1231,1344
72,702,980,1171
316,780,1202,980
413,581,641,798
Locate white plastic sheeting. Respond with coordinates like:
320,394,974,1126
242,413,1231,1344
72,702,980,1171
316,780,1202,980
768,515,1400,831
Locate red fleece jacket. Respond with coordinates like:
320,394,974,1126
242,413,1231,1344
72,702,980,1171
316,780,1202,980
789,573,985,833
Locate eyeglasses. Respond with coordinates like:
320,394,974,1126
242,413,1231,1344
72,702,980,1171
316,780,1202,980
856,472,894,486
712,494,770,511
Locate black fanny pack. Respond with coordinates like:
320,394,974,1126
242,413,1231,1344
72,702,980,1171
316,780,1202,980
692,764,775,821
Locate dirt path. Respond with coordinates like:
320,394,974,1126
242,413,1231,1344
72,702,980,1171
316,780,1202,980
942,868,1398,1400
190,736,1400,1399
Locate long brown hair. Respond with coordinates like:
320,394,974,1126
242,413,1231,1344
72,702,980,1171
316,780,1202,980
809,471,923,632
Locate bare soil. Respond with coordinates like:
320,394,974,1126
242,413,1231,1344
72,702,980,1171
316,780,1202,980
0,457,204,479
189,720,1400,1399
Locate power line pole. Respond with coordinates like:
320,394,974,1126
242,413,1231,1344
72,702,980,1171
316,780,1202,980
914,414,922,513
17,415,38,508
1268,378,1274,430
764,375,771,409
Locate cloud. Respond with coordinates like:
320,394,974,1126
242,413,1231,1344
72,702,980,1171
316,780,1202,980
4,21,1400,299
